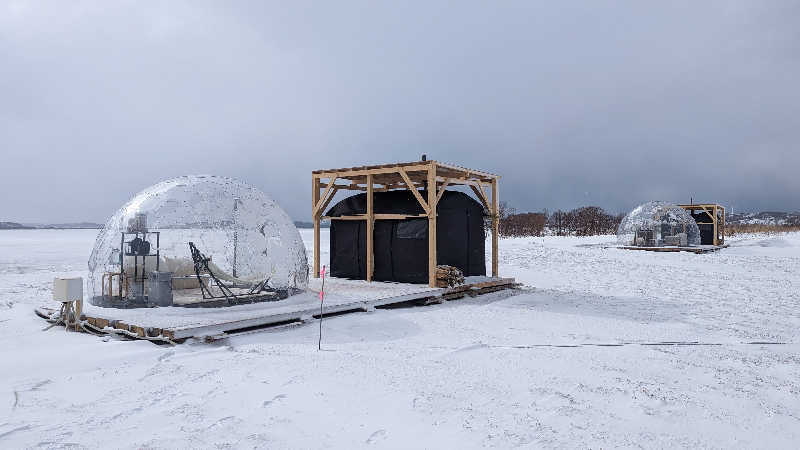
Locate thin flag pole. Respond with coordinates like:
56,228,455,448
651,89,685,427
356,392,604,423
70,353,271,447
318,265,326,351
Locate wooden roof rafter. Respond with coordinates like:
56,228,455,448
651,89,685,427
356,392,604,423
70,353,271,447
312,160,499,190
312,159,502,286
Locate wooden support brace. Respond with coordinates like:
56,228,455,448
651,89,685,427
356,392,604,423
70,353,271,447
469,183,491,211
436,178,452,203
317,187,339,217
399,168,430,214
313,175,338,217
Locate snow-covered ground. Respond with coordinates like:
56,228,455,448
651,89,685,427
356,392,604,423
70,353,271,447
1,229,799,448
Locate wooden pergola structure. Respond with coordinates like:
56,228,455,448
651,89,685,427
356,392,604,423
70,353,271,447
312,160,500,287
678,203,725,246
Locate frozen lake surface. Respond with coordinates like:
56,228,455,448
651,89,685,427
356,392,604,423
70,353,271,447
1,229,799,448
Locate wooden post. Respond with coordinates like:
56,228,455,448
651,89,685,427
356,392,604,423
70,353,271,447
75,299,82,331
313,175,321,278
491,179,499,277
712,205,718,246
366,174,374,281
427,164,437,287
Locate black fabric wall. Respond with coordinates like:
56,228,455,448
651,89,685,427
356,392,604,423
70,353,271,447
327,190,486,283
690,212,715,245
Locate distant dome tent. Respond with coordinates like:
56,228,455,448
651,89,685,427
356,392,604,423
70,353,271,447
617,201,701,247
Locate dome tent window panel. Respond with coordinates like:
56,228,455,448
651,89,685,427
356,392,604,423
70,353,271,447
88,175,308,308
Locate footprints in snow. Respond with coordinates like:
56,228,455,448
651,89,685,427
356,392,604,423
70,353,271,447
158,349,175,362
366,429,388,444
0,424,33,439
11,379,52,409
262,394,286,407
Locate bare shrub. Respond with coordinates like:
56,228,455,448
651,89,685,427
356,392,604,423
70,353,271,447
491,203,622,237
500,212,547,237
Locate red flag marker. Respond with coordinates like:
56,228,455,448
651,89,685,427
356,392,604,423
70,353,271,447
319,266,326,301
318,265,326,350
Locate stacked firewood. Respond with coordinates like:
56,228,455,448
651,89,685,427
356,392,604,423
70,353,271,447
435,265,465,288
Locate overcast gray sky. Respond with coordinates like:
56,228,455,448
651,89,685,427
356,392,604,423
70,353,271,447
2,1,798,222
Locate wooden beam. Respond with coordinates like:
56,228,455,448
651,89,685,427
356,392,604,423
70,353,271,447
698,206,714,222
334,184,392,192
436,178,451,203
427,166,438,287
313,176,320,278
314,175,338,216
433,161,499,180
469,183,490,211
375,213,428,220
312,160,430,175
367,174,374,282
317,187,339,217
325,214,429,221
491,178,499,277
312,160,500,182
323,215,368,221
399,168,430,214
313,163,431,180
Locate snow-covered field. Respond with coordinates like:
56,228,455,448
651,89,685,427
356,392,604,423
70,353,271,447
1,229,799,448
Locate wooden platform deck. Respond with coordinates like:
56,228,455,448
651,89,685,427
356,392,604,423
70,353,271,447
619,244,729,254
35,276,518,343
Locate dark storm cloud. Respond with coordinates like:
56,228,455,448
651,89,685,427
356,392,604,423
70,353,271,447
1,1,798,222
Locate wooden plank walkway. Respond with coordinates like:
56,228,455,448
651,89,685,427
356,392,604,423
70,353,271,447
35,277,518,343
619,244,729,254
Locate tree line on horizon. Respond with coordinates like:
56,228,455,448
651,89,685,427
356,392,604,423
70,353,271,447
492,202,800,238
493,202,625,237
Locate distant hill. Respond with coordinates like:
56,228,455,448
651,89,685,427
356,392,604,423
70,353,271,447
39,222,103,229
0,222,34,229
23,222,104,229
727,211,800,226
294,221,330,229
0,222,103,230
5,220,325,230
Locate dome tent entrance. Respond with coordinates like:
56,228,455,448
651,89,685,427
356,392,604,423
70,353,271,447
311,160,501,287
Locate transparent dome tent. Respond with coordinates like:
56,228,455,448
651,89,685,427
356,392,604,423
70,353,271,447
88,175,308,308
617,201,701,247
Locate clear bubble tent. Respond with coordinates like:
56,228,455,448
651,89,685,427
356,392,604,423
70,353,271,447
88,175,308,308
617,201,701,247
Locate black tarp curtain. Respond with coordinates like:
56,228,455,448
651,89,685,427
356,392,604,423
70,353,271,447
326,190,486,283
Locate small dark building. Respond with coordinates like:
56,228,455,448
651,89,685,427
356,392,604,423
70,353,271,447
326,190,486,283
679,204,725,246
688,212,715,245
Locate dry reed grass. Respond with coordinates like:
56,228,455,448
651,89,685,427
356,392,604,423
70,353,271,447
726,224,800,236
